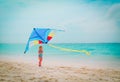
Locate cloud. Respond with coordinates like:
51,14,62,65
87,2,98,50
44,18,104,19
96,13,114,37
106,4,120,21
57,3,120,43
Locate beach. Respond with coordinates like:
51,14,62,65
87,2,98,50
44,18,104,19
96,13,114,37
1,0,120,81
0,57,120,82
0,43,120,82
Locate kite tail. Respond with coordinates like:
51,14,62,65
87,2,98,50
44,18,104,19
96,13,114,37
48,44,90,55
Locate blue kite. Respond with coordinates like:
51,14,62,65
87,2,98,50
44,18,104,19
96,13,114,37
24,28,59,54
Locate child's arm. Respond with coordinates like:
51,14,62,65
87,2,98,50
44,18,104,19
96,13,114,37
38,50,43,54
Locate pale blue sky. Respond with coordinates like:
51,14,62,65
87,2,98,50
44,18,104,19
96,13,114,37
0,0,120,43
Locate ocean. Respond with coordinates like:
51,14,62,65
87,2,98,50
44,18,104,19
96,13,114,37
0,43,120,68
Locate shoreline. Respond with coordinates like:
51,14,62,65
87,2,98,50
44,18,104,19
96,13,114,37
0,55,120,69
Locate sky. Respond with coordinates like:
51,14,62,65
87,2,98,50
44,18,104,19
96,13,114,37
0,0,120,43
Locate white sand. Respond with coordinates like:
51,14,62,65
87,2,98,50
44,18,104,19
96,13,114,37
0,56,120,82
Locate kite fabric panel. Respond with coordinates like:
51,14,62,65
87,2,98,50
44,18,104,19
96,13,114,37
24,28,55,54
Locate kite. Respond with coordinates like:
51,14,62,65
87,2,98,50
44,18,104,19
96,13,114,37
24,28,90,55
24,28,60,53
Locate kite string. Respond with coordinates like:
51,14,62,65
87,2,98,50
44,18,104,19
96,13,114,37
48,44,90,55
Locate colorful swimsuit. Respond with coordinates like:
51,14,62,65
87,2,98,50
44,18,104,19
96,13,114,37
39,54,43,58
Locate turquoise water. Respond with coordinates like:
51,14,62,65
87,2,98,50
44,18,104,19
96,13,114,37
0,43,120,56
0,43,120,67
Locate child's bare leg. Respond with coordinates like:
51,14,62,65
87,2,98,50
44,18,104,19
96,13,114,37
39,58,42,67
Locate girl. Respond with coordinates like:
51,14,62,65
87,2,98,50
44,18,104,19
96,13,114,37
38,46,43,67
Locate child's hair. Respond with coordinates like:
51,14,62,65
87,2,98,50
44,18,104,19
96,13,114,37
39,46,43,49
